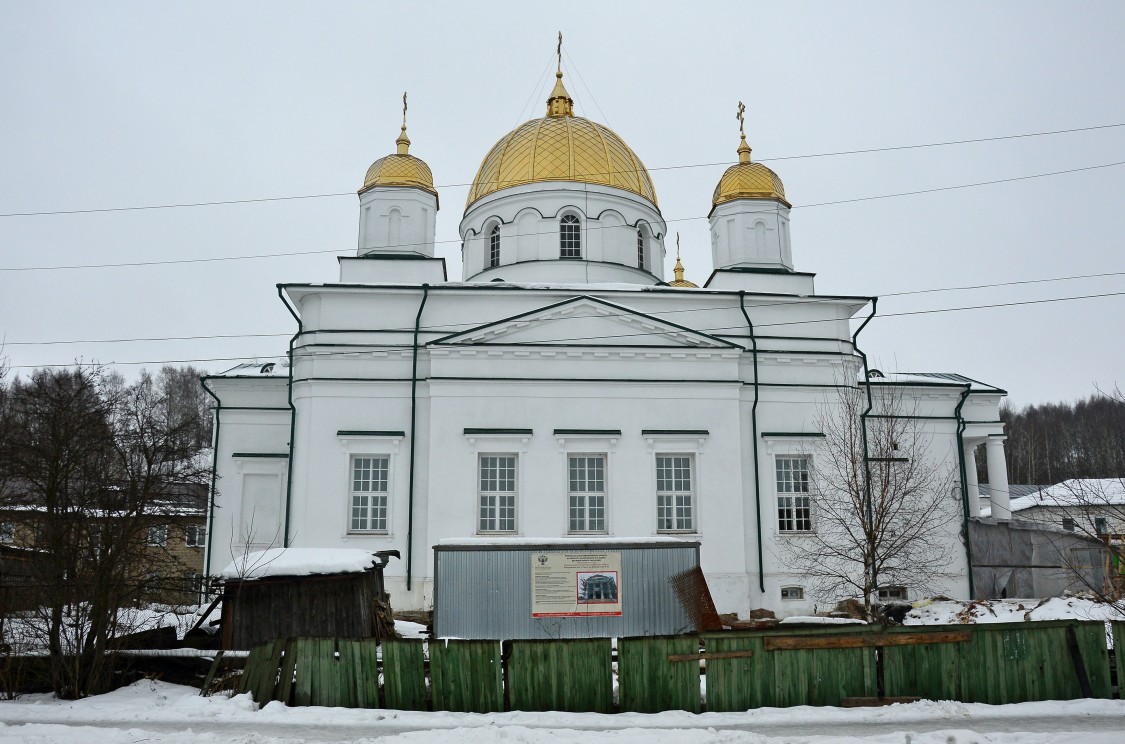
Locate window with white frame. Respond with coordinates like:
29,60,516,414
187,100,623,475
780,586,804,600
479,454,517,532
568,454,606,533
877,586,907,601
184,524,207,547
350,455,390,532
559,214,581,258
147,525,168,547
656,454,694,532
776,456,812,532
489,224,501,268
636,228,645,269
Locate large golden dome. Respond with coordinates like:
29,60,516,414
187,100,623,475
712,134,789,211
465,71,658,210
360,123,437,202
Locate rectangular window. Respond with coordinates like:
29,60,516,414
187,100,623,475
777,457,813,532
878,586,908,601
656,454,694,532
147,525,168,547
780,586,804,600
568,454,606,533
0,521,14,544
1095,517,1109,535
1062,517,1076,532
351,456,390,532
479,454,517,532
184,524,207,547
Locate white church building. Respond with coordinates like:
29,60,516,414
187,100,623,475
202,57,1011,617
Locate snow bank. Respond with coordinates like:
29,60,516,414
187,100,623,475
779,616,866,626
219,548,380,580
905,596,1125,625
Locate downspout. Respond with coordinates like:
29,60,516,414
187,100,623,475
851,298,878,603
954,384,976,599
200,378,220,577
278,285,302,549
738,291,765,594
406,284,430,592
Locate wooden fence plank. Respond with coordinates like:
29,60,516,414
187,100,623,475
276,638,299,707
618,636,700,713
430,640,503,713
700,633,762,711
293,638,314,707
382,638,427,711
764,631,969,651
507,639,613,713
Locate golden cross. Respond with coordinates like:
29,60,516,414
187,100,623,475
737,101,746,136
557,32,563,74
676,231,681,259
402,91,408,128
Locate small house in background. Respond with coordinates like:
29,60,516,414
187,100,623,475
219,548,399,649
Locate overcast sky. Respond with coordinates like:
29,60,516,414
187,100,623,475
2,1,1123,406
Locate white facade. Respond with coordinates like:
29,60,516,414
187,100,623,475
202,75,1009,618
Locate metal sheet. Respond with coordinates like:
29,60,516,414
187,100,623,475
433,542,698,639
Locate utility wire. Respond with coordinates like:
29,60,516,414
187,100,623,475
10,289,1125,368
7,269,1125,348
4,158,1124,273
2,122,1122,219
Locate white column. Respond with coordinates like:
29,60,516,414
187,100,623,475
964,442,981,516
986,436,1011,520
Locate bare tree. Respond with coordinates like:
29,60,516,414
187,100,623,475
779,381,960,619
0,366,210,698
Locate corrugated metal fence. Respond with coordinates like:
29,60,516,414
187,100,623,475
234,620,1121,711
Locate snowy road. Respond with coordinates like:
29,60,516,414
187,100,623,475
2,681,1124,743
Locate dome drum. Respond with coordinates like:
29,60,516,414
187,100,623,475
460,182,666,283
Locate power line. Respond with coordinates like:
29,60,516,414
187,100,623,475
7,268,1125,348
2,122,1122,219
10,288,1125,369
4,158,1124,273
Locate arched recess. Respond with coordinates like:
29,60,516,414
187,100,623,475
387,208,403,250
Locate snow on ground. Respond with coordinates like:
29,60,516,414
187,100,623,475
778,616,866,626
1,602,220,655
3,680,1125,743
395,620,429,639
905,596,1125,625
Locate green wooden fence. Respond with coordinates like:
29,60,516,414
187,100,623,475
235,620,1121,712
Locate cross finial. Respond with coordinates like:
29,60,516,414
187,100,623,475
737,101,746,137
402,91,408,128
557,32,563,74
676,231,681,260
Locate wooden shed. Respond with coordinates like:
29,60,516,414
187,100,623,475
219,548,398,650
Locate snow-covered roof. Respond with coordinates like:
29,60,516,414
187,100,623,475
867,371,1004,393
1006,479,1125,512
215,358,290,377
219,548,382,580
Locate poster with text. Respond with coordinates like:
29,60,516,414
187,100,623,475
531,551,623,617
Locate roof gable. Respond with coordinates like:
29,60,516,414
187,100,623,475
431,296,738,349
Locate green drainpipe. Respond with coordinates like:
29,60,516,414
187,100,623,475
738,292,765,594
406,284,430,592
278,285,302,549
954,384,975,599
199,377,220,577
851,298,878,603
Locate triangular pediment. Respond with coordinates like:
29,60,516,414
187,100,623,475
431,296,737,349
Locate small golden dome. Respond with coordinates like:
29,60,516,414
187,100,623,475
711,133,789,212
360,94,437,202
465,70,657,210
667,232,698,288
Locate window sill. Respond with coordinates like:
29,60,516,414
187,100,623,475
346,531,392,537
778,530,816,536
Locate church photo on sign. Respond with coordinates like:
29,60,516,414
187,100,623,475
201,36,1013,623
